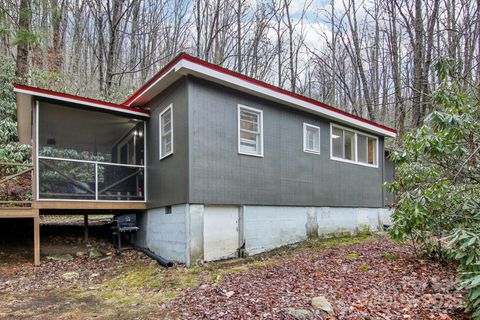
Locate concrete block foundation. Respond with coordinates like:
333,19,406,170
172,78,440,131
137,204,392,266
135,204,188,263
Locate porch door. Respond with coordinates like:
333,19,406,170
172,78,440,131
203,206,240,262
118,136,135,165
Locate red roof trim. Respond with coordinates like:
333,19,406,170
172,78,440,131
14,84,149,116
124,53,396,134
122,53,188,106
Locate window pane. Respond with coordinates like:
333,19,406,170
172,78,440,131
357,134,367,163
239,107,262,155
332,127,343,158
162,121,171,134
164,142,172,154
344,130,355,160
305,126,320,153
162,110,171,132
240,110,258,123
161,131,171,156
240,130,256,142
240,131,258,151
368,137,377,165
160,107,173,158
240,110,259,133
240,119,258,132
240,142,257,152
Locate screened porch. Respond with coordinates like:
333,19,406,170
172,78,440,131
36,102,146,202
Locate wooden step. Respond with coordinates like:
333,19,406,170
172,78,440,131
0,207,39,218
0,207,41,266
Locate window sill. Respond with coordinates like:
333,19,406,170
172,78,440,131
330,156,378,168
160,152,173,160
238,151,264,158
303,149,320,155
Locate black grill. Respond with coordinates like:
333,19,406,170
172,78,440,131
114,214,139,231
112,214,139,254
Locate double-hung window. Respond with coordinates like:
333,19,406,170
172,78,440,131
238,105,263,157
159,104,173,159
303,123,320,154
357,134,377,165
331,124,378,167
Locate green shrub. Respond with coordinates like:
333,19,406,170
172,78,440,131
388,58,480,318
0,56,31,202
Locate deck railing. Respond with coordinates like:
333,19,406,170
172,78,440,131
0,162,33,208
37,156,145,202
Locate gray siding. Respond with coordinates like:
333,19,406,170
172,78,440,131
187,76,385,208
146,78,189,208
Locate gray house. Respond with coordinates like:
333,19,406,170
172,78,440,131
13,53,396,266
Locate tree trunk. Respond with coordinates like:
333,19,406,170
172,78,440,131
347,0,374,120
236,0,242,72
387,0,405,140
284,0,296,93
330,0,336,106
421,0,440,115
15,0,31,80
411,0,424,127
105,0,123,96
49,0,65,73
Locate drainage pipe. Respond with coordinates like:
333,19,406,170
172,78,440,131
134,246,173,268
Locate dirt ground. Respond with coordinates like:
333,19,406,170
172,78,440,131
0,218,469,320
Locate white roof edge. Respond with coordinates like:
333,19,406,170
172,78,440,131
175,59,396,138
124,65,178,107
14,87,150,118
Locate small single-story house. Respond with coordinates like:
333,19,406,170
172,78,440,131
11,53,396,266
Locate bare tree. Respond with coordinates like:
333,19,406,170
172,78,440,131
15,0,32,79
2,0,479,139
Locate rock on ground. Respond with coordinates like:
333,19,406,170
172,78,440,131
89,247,103,258
61,272,79,280
311,296,333,314
46,254,73,262
285,307,313,319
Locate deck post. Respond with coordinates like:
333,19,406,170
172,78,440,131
84,214,89,243
33,214,40,266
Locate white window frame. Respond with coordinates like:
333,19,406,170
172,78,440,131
159,104,173,160
330,123,379,168
303,123,321,155
237,104,264,157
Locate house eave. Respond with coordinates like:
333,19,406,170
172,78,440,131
123,54,396,138
14,84,150,118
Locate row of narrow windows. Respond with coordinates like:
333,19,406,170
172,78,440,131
159,104,378,167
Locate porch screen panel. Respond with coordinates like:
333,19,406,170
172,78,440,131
37,102,146,201
38,102,145,165
97,164,145,201
38,159,95,200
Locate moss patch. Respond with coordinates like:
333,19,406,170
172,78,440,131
346,252,360,260
383,252,398,261
359,264,369,272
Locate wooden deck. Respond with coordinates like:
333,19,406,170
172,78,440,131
0,201,146,267
33,201,146,210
